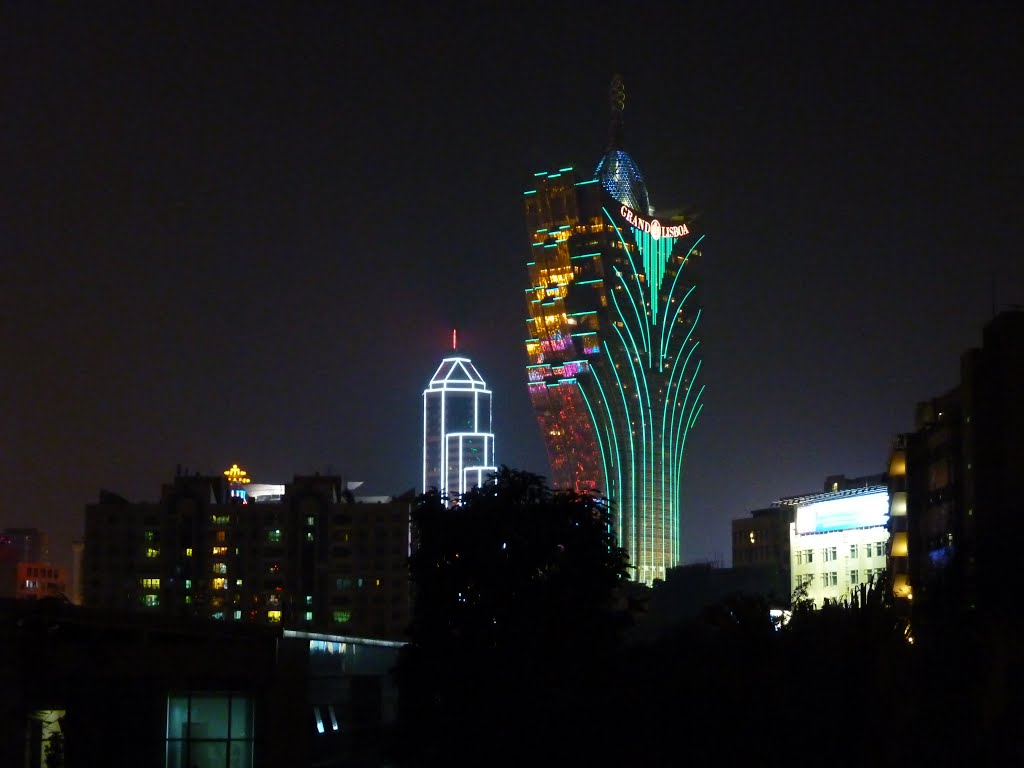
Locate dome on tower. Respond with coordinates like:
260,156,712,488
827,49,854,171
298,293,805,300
595,148,652,215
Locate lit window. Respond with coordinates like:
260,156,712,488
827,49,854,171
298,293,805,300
235,578,243,587
267,610,282,623
333,610,351,624
185,548,193,557
305,611,313,622
212,578,228,590
212,562,227,574
233,610,241,620
216,531,226,543
166,693,253,766
306,532,314,542
305,595,313,605
185,596,192,604
140,578,161,589
146,547,160,558
268,529,282,543
144,531,156,541
306,516,315,526
748,531,755,544
212,546,228,555
142,594,159,607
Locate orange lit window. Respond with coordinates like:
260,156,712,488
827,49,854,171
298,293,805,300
212,546,228,555
215,531,226,543
211,578,228,590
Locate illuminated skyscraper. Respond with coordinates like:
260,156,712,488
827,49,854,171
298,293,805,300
522,77,704,584
422,346,497,500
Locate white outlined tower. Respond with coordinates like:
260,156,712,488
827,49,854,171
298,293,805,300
422,352,496,501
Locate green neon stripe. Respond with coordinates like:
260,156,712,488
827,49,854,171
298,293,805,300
590,365,624,549
574,179,599,186
576,278,603,285
604,340,636,567
660,235,705,358
524,190,537,195
603,207,652,364
612,321,650,571
576,382,610,508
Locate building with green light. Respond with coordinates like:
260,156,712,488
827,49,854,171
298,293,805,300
522,77,704,585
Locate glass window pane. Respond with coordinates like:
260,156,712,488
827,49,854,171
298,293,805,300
229,739,254,768
189,694,230,739
190,741,227,768
167,695,190,739
165,739,185,768
229,696,253,739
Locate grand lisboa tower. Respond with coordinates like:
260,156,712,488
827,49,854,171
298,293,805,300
521,76,704,585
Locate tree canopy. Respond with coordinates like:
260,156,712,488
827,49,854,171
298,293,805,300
392,467,631,767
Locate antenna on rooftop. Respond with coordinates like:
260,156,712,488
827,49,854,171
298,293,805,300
452,328,457,351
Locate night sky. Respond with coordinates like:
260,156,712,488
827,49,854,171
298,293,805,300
3,2,1022,573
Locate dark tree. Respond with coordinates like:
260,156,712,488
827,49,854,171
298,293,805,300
392,467,631,767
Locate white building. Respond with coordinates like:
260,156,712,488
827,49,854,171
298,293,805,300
422,354,497,501
787,484,890,608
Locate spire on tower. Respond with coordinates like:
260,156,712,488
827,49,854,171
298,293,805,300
607,74,626,151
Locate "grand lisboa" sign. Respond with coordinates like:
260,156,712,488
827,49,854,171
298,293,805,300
620,205,689,240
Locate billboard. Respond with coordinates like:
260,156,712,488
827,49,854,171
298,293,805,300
795,490,889,534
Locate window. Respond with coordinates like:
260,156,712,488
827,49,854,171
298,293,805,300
212,562,227,574
876,542,884,557
336,578,352,590
333,610,351,624
267,610,282,623
829,572,838,586
146,547,160,558
796,551,802,565
267,529,282,543
306,516,315,526
235,578,243,587
185,579,192,590
850,544,858,558
850,570,859,584
145,530,156,542
143,594,159,607
805,550,813,564
185,548,193,557
233,610,241,620
212,578,228,590
306,532,314,542
305,595,313,605
141,578,161,589
165,692,253,768
823,546,837,562
216,531,227,543
212,546,228,555
305,611,313,622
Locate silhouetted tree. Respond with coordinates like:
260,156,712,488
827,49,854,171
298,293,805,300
392,467,631,767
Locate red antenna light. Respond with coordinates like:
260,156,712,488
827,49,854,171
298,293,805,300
452,328,457,351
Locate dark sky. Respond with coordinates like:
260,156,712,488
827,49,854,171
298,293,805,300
3,2,1022,573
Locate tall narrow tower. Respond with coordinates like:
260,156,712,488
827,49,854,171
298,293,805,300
422,340,497,501
522,77,705,584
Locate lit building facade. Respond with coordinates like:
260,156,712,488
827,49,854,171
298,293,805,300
887,309,1024,615
785,478,890,608
83,469,412,640
422,354,496,499
522,77,703,584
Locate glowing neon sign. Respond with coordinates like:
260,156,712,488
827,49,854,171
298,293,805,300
619,205,689,240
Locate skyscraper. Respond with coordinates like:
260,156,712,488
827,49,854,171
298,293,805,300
422,346,497,499
522,77,704,584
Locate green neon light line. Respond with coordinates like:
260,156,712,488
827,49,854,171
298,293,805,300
524,190,537,195
574,179,599,186
572,331,597,336
603,207,652,363
534,171,547,177
676,384,706,559
660,235,705,358
547,173,561,179
632,227,677,332
567,311,597,316
613,321,652,570
604,340,637,568
660,283,696,358
570,252,600,259
611,321,650,570
671,368,703,562
590,365,624,550
689,401,704,430
526,262,536,266
576,382,610,517
660,323,701,536
558,167,574,172
576,278,604,285
536,228,548,233
544,243,558,248
608,268,649,363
